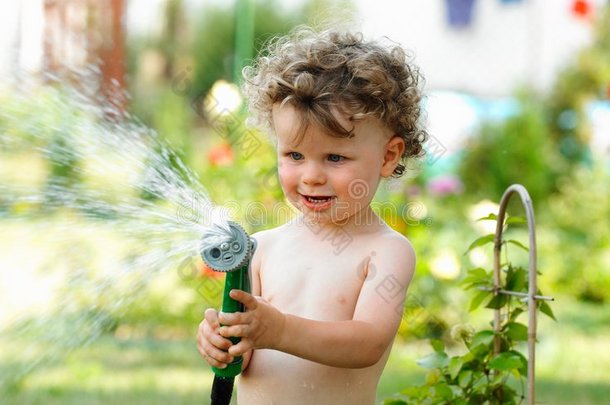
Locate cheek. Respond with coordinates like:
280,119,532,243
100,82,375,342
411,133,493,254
334,173,361,197
277,164,297,190
335,170,377,201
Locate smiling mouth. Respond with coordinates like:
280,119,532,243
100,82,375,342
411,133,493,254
304,195,334,203
300,194,336,210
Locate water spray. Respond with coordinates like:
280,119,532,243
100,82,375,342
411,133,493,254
200,221,256,405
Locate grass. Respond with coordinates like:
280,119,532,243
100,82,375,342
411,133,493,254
2,295,609,405
1,337,214,405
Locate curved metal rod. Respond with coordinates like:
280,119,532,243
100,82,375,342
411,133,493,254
493,184,537,405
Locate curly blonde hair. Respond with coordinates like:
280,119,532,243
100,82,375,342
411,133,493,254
243,26,427,177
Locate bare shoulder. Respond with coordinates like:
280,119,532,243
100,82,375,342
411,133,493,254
250,227,275,247
249,223,292,262
248,225,287,296
374,226,415,261
368,226,416,283
250,223,288,249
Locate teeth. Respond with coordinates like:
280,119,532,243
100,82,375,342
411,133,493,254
306,196,331,203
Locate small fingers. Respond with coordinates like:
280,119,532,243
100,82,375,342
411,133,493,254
228,338,253,357
204,308,220,329
198,340,234,368
196,310,234,368
229,289,258,310
219,324,248,338
199,316,232,350
207,328,233,350
218,311,250,326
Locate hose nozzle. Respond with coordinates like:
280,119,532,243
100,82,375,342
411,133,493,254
200,221,255,273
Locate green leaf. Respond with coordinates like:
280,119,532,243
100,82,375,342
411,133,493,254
417,351,449,369
489,352,524,371
400,386,427,398
431,339,445,353
472,374,487,390
485,293,509,309
460,267,489,287
504,322,528,341
464,234,495,254
463,281,489,291
458,369,473,387
491,370,506,385
511,350,529,376
460,351,475,364
468,267,488,278
434,382,453,400
469,289,491,312
505,266,526,292
506,239,529,252
498,382,519,402
470,330,495,350
539,300,557,321
494,350,529,377
509,307,525,322
476,213,498,221
425,369,441,385
383,400,407,405
448,356,463,380
506,216,526,225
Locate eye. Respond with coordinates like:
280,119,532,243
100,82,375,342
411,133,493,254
289,152,303,160
327,154,344,163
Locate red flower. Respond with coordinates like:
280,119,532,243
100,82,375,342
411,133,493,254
207,143,234,166
199,261,224,279
571,0,592,19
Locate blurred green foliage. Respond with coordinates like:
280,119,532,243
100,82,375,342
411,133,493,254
189,0,355,98
191,1,299,98
546,4,610,165
543,163,610,303
0,86,86,206
459,1,610,201
456,1,610,304
126,0,356,164
458,92,560,205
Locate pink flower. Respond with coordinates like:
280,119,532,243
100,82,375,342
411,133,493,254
427,174,464,196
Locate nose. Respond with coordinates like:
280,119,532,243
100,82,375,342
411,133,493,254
302,161,326,186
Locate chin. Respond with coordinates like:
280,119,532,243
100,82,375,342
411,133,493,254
304,210,358,227
289,197,362,226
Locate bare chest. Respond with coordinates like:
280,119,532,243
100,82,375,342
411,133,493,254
258,241,372,319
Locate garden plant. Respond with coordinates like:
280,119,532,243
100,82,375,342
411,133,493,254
384,188,555,405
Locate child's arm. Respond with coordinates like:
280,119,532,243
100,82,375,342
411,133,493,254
219,237,415,368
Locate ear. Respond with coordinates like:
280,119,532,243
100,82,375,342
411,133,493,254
381,136,405,178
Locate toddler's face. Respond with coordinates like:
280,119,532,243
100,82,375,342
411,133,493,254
272,103,397,225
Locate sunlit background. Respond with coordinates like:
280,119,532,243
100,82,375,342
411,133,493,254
1,0,609,404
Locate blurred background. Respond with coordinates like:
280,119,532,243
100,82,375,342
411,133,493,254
0,0,609,404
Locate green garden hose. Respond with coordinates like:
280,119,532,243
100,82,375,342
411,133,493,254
200,221,255,405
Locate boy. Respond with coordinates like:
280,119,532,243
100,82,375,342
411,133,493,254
197,27,426,404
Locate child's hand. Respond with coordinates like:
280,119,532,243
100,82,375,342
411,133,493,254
217,289,286,356
196,308,235,369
